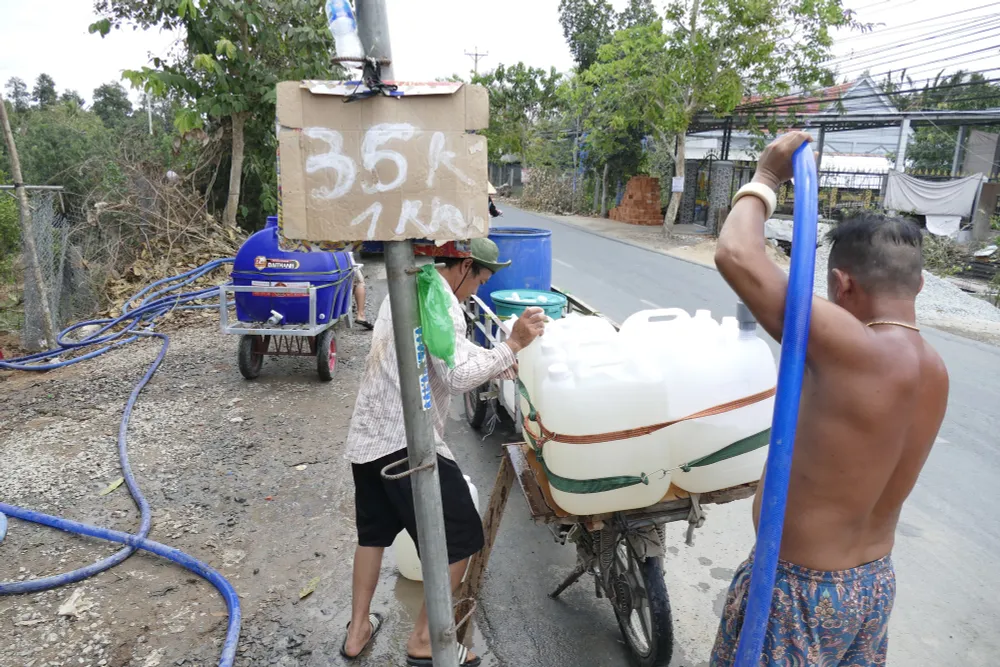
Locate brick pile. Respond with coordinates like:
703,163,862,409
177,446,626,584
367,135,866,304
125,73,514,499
609,176,663,226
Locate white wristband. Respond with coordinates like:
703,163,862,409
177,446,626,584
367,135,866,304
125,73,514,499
731,182,777,219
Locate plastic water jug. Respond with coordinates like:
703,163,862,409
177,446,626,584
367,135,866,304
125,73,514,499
326,0,364,61
535,344,673,516
516,314,615,448
393,475,480,582
663,307,775,493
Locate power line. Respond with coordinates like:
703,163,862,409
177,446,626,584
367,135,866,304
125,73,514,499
836,2,1000,43
825,16,1000,67
833,27,1000,75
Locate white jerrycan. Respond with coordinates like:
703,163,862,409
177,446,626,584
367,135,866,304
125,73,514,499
393,475,480,582
536,340,673,516
665,305,776,493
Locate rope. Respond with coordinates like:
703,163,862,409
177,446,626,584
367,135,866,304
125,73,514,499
530,387,776,448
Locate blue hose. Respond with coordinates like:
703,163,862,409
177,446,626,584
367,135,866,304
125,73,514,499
0,258,241,667
0,502,241,666
733,144,819,666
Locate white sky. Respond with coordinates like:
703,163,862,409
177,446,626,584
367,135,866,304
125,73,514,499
0,0,998,105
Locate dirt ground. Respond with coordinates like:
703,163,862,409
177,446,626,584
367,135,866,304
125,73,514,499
0,317,374,667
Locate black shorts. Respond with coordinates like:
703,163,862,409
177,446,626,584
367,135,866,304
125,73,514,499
352,449,484,565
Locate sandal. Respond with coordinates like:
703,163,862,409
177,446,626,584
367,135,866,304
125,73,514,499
340,612,384,660
407,644,481,666
356,319,374,331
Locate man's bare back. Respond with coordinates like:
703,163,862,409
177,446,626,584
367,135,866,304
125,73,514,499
710,132,950,666
754,325,949,571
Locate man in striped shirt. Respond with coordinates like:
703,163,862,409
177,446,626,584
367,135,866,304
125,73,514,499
341,238,546,666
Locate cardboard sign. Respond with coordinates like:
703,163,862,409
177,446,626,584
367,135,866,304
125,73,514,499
276,81,490,244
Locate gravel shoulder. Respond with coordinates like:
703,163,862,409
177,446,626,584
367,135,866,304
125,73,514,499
1,318,373,667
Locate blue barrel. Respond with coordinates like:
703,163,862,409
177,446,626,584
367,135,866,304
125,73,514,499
477,227,553,312
475,227,552,344
231,216,354,325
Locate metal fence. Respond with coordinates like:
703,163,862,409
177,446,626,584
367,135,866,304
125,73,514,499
0,186,96,351
728,162,885,219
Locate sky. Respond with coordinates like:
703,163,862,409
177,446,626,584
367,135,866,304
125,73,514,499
0,0,998,105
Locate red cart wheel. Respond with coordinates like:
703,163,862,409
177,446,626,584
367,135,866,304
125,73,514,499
316,328,337,382
238,334,264,380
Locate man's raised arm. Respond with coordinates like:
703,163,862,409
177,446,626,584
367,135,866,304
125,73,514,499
714,132,873,368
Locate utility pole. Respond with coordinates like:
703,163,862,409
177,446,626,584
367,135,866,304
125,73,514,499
354,2,461,666
465,46,488,75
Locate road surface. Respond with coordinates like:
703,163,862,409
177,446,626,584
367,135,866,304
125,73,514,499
444,206,1000,667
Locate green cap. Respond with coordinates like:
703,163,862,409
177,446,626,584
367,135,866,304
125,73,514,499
470,237,511,273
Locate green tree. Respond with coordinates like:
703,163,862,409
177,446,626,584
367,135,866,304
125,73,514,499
618,0,659,29
92,0,336,226
92,82,134,127
61,90,86,108
32,74,58,108
558,0,617,72
473,63,562,168
648,0,857,229
4,78,30,112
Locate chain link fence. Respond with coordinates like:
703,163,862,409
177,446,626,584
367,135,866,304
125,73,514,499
0,186,98,352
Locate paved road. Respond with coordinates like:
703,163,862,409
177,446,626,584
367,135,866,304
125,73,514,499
445,206,1000,667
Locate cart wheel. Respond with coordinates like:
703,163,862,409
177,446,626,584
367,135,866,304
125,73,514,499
609,537,674,667
464,383,489,429
316,328,338,382
238,335,263,380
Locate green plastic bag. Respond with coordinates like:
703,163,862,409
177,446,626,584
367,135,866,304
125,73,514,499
416,264,456,368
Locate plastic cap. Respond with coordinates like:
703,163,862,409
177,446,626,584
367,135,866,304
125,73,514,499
736,302,757,332
548,362,572,382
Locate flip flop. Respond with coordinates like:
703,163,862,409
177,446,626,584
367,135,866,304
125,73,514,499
339,612,384,660
407,644,481,666
356,319,374,331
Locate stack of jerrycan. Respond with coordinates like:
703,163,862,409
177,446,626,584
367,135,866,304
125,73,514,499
515,306,776,516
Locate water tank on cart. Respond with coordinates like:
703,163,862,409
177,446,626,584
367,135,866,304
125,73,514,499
231,216,354,325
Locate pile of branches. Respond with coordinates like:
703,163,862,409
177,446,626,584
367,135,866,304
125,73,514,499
519,169,588,215
76,140,246,315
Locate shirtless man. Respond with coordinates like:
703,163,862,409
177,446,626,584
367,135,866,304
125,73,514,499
710,131,950,666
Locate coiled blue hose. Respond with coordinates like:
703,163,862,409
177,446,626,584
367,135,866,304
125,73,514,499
0,258,241,667
734,144,818,666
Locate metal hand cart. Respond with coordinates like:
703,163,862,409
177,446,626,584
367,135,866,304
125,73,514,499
219,284,346,382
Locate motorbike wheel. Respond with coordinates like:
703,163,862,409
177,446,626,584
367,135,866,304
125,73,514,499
464,383,488,429
608,536,674,667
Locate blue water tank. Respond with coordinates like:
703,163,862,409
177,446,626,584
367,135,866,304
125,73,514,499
476,227,553,312
231,216,354,325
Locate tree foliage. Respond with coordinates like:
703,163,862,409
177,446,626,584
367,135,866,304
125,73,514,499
32,74,58,109
61,90,86,108
91,0,337,225
5,78,30,112
473,63,562,165
92,82,135,128
558,0,617,72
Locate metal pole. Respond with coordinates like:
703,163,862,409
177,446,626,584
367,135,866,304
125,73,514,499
894,117,911,172
815,125,826,173
952,125,966,176
355,3,460,666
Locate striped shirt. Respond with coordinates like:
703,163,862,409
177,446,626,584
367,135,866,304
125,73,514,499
345,270,516,464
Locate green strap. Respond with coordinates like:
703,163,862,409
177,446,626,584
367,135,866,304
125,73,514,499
679,429,771,472
516,379,537,421
524,426,772,495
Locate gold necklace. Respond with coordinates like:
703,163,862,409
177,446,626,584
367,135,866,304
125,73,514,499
867,321,921,332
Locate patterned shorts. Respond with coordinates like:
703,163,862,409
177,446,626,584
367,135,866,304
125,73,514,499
710,551,895,667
